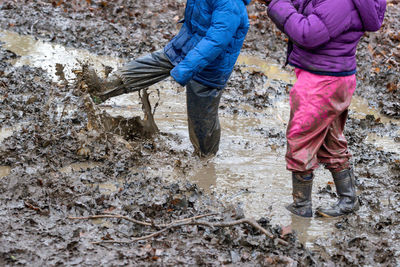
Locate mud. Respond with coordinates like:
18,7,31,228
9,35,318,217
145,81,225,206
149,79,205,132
0,0,400,266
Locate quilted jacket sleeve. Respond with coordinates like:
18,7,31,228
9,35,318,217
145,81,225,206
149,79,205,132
170,0,241,86
353,0,386,32
267,0,353,49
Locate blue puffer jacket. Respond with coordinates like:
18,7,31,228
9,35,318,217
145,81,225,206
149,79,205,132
164,0,251,89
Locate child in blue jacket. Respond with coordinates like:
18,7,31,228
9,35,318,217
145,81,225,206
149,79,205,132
94,0,250,157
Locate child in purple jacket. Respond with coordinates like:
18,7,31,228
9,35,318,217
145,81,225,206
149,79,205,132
266,0,386,217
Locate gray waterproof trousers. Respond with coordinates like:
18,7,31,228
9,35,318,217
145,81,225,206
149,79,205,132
120,50,223,157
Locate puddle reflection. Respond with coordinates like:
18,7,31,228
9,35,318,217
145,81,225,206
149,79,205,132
350,96,400,125
237,55,296,84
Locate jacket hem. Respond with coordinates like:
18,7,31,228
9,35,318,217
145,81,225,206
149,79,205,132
192,76,226,90
289,63,356,77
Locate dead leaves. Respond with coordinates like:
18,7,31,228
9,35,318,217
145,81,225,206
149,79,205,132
387,82,398,92
51,0,110,13
51,0,63,7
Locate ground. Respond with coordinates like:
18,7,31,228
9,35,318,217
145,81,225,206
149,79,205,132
0,0,399,266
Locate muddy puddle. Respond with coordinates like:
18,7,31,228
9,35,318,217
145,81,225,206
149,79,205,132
1,30,400,250
236,55,296,85
0,166,10,179
0,30,123,82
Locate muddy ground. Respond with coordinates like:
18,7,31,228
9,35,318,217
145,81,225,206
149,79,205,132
0,0,399,266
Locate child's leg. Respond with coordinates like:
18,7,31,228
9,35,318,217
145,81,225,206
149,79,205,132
186,80,223,157
99,50,174,101
317,109,351,172
314,78,360,217
119,50,174,90
285,70,356,217
285,70,356,174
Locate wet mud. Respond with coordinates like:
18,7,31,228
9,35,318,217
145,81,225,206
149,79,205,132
0,0,400,266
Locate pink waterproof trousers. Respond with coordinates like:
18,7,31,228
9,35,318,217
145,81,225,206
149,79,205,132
286,68,357,174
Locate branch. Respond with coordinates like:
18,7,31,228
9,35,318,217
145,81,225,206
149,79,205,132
92,227,171,245
69,213,289,246
69,212,217,228
185,218,289,246
160,213,217,227
68,214,152,227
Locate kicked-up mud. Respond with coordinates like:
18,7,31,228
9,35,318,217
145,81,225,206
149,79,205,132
1,0,400,266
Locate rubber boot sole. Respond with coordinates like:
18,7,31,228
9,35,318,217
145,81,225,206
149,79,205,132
315,210,338,218
316,200,360,218
286,204,313,218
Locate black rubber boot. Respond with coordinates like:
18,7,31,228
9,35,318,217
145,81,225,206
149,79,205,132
286,173,313,218
316,169,359,217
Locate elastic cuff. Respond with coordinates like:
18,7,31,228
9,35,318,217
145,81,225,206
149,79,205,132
170,69,187,87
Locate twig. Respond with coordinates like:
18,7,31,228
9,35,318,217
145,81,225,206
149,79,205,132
69,213,289,246
68,212,216,228
160,213,217,227
24,201,48,215
68,214,152,227
92,226,172,245
185,218,288,246
91,220,213,245
24,201,41,211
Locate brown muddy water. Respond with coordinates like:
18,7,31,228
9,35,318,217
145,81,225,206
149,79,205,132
1,30,399,248
0,30,123,82
0,166,10,179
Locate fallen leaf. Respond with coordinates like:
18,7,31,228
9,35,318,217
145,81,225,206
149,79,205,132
387,83,397,92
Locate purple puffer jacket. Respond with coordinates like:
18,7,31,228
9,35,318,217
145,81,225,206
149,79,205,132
268,0,386,75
